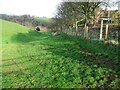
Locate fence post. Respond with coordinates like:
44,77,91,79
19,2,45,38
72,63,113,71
84,23,87,38
104,23,109,43
76,21,78,36
86,26,89,39
100,19,103,40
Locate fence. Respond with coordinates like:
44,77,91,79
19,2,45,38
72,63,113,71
63,18,119,45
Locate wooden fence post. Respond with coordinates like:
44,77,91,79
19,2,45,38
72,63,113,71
84,23,87,38
104,23,109,44
100,19,103,40
86,26,89,39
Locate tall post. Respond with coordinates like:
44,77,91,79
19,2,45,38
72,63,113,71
86,26,89,39
84,23,87,38
76,21,78,36
105,23,109,41
100,19,103,40
104,10,110,43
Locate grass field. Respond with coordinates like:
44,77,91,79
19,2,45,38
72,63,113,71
34,17,50,23
1,19,30,44
1,19,120,88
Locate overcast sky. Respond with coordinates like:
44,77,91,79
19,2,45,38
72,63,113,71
0,0,119,18
0,0,62,18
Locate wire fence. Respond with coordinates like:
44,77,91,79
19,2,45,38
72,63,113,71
63,18,119,45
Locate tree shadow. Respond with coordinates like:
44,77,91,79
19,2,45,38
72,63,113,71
37,36,119,87
11,30,52,43
40,34,119,74
11,31,119,73
3,32,120,88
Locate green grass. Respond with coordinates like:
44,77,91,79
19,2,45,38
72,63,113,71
1,19,30,44
1,20,120,88
34,17,50,23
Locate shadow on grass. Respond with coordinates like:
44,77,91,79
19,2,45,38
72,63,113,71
3,32,120,88
39,34,119,73
11,30,119,73
11,30,52,43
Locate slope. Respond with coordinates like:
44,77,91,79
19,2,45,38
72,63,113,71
1,19,30,44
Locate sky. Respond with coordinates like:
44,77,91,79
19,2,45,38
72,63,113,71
0,0,119,18
0,0,62,18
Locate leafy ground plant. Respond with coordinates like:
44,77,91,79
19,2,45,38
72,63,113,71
1,20,120,88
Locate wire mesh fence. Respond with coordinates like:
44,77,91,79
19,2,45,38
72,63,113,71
63,18,119,44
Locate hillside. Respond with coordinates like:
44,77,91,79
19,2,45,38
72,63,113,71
1,19,30,44
0,14,51,29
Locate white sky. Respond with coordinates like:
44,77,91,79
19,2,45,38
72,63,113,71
0,0,62,18
0,0,119,18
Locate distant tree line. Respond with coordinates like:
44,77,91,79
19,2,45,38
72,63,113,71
0,14,50,28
